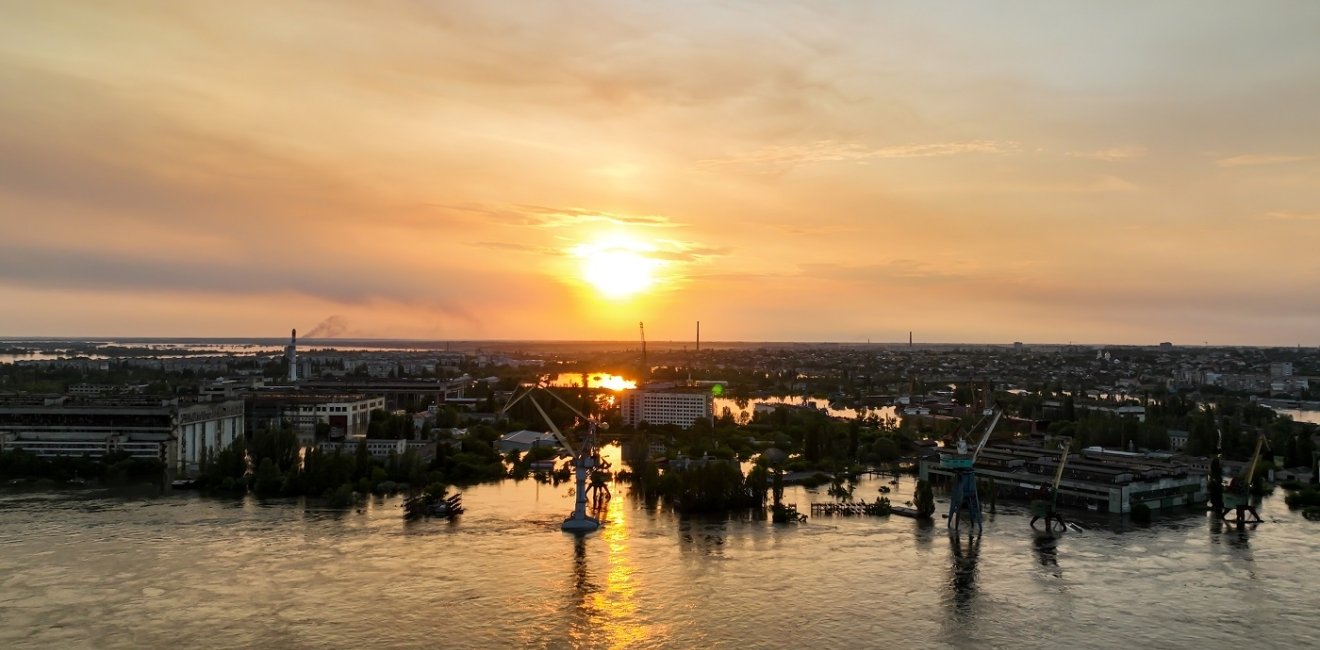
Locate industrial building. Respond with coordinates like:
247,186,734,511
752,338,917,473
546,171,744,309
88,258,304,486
920,440,1207,514
0,395,245,477
620,390,713,429
243,391,385,439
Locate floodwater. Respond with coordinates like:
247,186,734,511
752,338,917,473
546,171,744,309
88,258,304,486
1,477,1316,649
714,396,900,422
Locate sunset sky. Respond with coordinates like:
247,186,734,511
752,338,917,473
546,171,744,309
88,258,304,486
2,2,1319,345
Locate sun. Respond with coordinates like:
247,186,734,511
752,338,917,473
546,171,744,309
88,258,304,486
572,236,662,299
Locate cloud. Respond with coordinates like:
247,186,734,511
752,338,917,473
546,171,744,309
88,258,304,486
697,139,1020,170
1258,210,1320,221
648,243,732,263
1217,154,1314,167
0,241,478,323
1067,146,1147,161
467,241,561,255
457,204,680,229
797,260,970,286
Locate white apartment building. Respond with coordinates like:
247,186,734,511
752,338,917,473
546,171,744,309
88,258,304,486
620,390,712,429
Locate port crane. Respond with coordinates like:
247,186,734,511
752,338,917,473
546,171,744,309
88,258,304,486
941,408,1002,535
1029,437,1073,532
1221,432,1267,525
501,380,608,533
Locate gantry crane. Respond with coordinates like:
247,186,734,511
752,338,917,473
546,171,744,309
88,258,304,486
1221,432,1267,525
941,408,1002,535
1029,437,1073,532
501,380,608,533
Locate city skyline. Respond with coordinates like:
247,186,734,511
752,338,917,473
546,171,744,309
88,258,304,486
3,2,1319,345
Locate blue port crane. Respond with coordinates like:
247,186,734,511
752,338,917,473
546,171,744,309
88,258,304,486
941,408,1002,535
501,380,607,533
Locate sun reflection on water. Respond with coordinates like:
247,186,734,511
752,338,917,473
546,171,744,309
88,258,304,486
569,491,660,648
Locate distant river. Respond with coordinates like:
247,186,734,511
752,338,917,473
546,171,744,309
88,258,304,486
1,477,1316,649
714,396,900,422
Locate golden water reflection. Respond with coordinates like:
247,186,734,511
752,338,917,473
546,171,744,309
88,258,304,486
570,491,658,648
551,373,637,391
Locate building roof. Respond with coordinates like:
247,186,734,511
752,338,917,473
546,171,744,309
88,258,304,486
499,430,558,445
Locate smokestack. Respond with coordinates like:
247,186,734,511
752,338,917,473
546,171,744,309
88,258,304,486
909,331,913,348
286,328,298,382
696,321,700,353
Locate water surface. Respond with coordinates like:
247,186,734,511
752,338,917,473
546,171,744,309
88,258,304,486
0,478,1314,649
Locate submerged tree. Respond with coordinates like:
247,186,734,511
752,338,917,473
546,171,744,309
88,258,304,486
914,478,935,519
1208,455,1224,512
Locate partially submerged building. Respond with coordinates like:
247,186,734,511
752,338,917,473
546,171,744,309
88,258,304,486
0,395,244,477
920,439,1207,514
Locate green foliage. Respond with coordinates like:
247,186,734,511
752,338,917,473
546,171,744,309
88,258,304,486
914,479,935,518
1284,485,1320,508
865,497,892,516
1208,456,1224,511
1130,502,1152,524
252,457,284,496
323,483,356,508
367,409,414,439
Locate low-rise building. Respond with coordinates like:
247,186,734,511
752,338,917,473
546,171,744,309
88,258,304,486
1168,430,1190,451
318,438,408,460
497,429,560,453
244,391,385,439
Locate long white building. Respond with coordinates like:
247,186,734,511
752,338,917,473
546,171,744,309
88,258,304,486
620,390,712,429
0,395,245,477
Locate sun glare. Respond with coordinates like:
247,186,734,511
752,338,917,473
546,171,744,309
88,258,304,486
573,236,662,299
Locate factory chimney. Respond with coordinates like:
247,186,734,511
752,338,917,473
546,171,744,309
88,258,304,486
285,329,298,382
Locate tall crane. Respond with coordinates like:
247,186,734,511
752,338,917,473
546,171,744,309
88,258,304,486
1221,432,1267,524
639,321,647,384
941,408,1002,535
501,381,608,533
1030,437,1073,532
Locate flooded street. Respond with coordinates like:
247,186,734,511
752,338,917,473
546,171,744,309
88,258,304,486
1,477,1316,649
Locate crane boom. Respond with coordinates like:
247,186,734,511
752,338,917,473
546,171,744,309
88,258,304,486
498,381,593,456
1242,433,1266,488
970,409,1002,462
1051,437,1073,490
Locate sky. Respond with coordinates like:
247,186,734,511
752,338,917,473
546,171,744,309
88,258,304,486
2,1,1319,345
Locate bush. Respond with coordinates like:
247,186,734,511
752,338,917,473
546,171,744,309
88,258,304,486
1284,486,1320,508
324,483,355,508
914,479,935,518
1131,502,1152,524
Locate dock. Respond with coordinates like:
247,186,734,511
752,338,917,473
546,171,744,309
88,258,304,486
810,501,925,519
809,500,893,516
811,502,869,516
